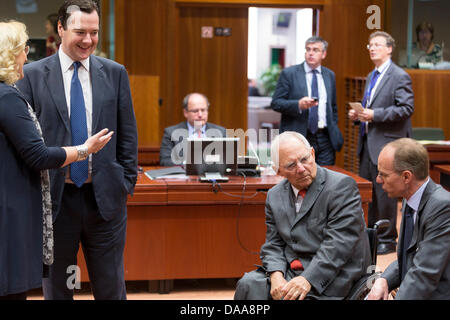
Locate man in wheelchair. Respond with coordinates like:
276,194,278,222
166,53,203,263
367,138,450,300
234,132,372,300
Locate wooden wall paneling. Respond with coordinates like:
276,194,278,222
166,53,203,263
114,0,125,65
320,0,386,167
115,0,169,146
175,0,324,6
407,70,450,140
129,75,160,146
176,5,249,133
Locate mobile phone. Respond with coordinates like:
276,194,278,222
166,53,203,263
311,97,318,102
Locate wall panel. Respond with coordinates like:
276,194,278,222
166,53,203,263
176,6,248,132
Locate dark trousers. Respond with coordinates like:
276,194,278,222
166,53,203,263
359,137,398,244
42,184,127,300
307,128,336,165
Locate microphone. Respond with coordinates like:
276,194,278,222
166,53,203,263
248,140,261,168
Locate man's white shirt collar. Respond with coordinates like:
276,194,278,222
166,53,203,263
304,63,322,74
375,58,391,75
58,48,90,73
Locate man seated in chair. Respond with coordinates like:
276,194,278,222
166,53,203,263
368,138,450,300
159,92,226,166
234,131,371,300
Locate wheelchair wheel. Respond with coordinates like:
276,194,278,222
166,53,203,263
346,272,381,300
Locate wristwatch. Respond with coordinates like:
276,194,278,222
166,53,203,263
76,144,89,161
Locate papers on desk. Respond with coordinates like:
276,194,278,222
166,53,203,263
349,102,364,113
145,166,187,180
417,140,450,145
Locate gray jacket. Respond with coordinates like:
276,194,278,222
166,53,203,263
382,180,450,299
261,166,371,298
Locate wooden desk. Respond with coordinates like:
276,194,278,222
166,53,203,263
435,164,450,192
424,144,450,183
77,166,371,287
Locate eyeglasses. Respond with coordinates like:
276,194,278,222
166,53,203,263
377,170,398,179
305,47,322,53
187,108,208,114
366,43,387,50
283,152,312,171
24,45,30,55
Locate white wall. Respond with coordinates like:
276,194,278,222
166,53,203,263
248,7,312,81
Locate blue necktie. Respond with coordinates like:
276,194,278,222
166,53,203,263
401,204,414,281
308,69,319,134
360,69,381,137
70,61,88,187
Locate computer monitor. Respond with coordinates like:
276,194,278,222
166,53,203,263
185,137,239,177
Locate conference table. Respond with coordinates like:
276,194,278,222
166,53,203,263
77,166,372,292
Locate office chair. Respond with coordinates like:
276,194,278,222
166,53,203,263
411,127,445,141
346,219,390,300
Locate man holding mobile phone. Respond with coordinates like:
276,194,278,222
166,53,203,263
271,36,343,165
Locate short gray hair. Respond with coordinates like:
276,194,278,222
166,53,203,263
305,36,328,51
271,131,311,171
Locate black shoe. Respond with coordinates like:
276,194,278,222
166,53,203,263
377,243,396,255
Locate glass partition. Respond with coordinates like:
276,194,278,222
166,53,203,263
391,0,449,69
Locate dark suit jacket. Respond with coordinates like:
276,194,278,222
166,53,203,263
261,166,371,299
357,62,414,164
159,121,226,166
16,54,138,221
382,180,450,299
271,62,343,152
0,82,66,296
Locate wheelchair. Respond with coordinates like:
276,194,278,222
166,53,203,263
346,219,390,300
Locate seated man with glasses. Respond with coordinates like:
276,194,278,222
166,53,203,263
234,131,371,300
159,92,226,166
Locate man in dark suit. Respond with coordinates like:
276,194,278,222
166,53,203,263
349,31,414,254
368,138,449,299
159,92,226,166
271,36,343,165
17,0,138,299
234,131,370,300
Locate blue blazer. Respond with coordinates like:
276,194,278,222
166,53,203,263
271,62,343,152
0,82,66,296
17,54,138,221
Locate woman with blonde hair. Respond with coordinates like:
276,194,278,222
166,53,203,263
0,20,113,299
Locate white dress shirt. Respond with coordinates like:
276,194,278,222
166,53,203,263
58,49,93,181
367,58,391,107
304,63,328,128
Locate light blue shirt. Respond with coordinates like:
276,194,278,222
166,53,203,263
304,63,327,128
187,122,206,138
406,178,430,224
